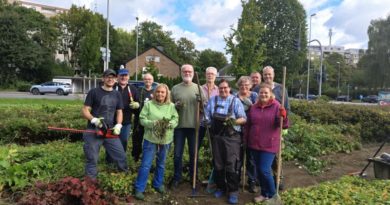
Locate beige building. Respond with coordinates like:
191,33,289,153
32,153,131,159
125,47,181,78
7,0,68,18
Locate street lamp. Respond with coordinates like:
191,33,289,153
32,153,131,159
337,61,340,97
135,17,139,81
105,0,110,71
306,13,316,100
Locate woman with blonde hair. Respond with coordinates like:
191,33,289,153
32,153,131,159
134,84,179,200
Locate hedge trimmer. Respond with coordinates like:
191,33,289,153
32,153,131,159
48,126,119,138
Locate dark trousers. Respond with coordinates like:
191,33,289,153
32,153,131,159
211,132,241,194
173,128,196,182
239,147,258,185
132,125,144,162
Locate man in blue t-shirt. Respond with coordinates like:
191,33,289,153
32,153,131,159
81,69,128,178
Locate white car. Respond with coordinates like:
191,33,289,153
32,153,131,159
30,82,72,96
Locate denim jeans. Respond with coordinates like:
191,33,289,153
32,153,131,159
134,140,170,192
173,128,196,182
106,124,131,164
253,150,276,198
83,130,128,178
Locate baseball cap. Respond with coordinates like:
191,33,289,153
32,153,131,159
103,69,117,77
118,69,129,75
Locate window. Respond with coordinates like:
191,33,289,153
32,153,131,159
145,56,160,62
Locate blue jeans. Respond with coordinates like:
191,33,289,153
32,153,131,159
134,140,170,192
253,150,276,198
106,124,131,164
173,128,196,182
83,130,128,178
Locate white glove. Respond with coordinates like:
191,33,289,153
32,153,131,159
130,101,140,109
112,124,122,135
91,117,104,128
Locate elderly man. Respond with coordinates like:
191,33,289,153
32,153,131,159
250,71,262,91
132,73,155,162
81,69,128,178
170,64,205,189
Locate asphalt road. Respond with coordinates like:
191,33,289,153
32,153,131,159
0,91,85,100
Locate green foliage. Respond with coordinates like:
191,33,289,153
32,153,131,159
225,0,266,77
0,141,84,192
79,15,101,73
0,103,84,144
281,176,390,204
284,114,361,174
196,49,227,70
291,100,390,142
0,2,58,87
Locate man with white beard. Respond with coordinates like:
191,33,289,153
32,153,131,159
169,64,205,189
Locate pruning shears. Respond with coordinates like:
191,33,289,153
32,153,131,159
48,126,119,138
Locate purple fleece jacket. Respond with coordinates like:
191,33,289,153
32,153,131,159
244,99,289,153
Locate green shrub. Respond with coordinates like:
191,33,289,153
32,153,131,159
16,81,31,92
281,176,390,204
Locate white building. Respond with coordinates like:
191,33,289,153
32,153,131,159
308,45,366,66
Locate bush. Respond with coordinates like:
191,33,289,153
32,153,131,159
16,81,31,92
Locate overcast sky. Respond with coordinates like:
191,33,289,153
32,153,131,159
28,0,390,54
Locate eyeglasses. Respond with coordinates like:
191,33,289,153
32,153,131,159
219,87,229,90
104,76,116,80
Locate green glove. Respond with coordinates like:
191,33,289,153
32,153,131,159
91,117,104,128
282,129,288,136
112,124,122,135
130,101,140,109
223,117,236,127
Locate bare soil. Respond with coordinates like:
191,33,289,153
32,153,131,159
134,143,390,205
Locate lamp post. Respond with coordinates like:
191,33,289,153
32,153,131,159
135,17,139,81
306,13,316,100
104,0,110,71
337,61,340,97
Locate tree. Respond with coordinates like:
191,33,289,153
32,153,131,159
225,0,266,78
176,37,198,65
196,49,227,71
0,1,58,86
110,28,135,69
256,0,307,81
364,16,390,88
79,15,101,74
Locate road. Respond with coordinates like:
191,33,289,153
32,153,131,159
0,91,85,100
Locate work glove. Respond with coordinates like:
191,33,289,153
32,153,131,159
91,117,104,128
282,129,288,136
129,101,140,109
223,117,236,127
112,124,122,135
279,107,287,118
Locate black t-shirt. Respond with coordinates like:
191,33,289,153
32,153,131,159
84,87,124,128
114,84,139,125
138,87,154,108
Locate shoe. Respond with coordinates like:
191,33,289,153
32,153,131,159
168,179,180,189
134,191,144,200
154,186,165,194
253,195,269,203
228,194,238,204
214,190,225,198
247,182,258,193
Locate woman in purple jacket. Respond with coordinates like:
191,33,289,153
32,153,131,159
244,83,288,203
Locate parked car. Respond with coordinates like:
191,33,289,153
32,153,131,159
30,82,72,96
378,91,390,106
361,95,378,103
295,94,305,99
307,94,318,101
128,81,159,89
336,95,352,102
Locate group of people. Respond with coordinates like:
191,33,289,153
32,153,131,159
81,64,289,204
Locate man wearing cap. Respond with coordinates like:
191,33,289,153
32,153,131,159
106,68,139,164
81,69,128,178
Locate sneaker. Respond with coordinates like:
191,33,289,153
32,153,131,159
154,186,165,194
253,195,269,203
228,194,238,204
214,190,225,198
134,191,144,200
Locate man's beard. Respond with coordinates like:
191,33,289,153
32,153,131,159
182,76,193,83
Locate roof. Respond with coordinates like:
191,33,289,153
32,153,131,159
125,46,181,66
